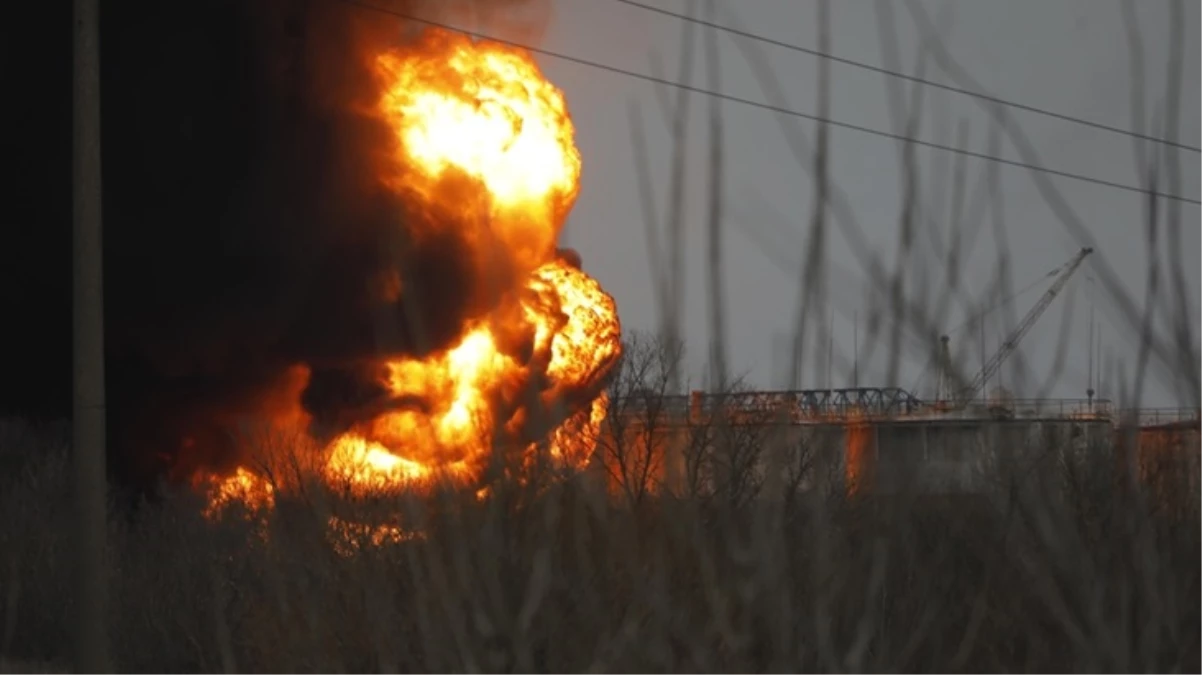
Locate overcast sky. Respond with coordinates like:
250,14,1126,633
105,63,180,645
477,0,1201,406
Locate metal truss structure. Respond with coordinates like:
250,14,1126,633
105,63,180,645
693,387,926,418
613,387,927,422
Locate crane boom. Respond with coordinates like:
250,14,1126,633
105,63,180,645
955,247,1094,403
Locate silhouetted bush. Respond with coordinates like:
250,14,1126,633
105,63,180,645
0,414,1196,673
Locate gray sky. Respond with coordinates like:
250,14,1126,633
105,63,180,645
483,0,1201,406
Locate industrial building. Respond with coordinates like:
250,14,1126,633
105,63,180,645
593,386,1198,501
591,247,1199,502
596,384,1120,494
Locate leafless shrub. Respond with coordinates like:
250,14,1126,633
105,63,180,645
21,0,1200,672
0,410,1198,671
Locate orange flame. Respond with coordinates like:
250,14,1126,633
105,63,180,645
202,28,619,518
375,29,581,274
203,466,275,518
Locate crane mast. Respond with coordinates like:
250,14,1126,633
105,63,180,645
949,247,1094,406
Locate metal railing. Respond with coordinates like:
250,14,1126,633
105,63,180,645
608,389,1200,430
695,388,925,417
979,398,1115,420
1117,407,1201,428
610,387,926,424
608,391,691,418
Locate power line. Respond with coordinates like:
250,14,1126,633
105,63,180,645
612,0,1202,154
337,0,1202,207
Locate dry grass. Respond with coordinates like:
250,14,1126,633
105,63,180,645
37,0,1197,672
1,413,1198,673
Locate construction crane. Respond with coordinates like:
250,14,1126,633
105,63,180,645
937,247,1095,408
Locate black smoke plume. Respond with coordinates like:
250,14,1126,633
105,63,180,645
3,0,563,496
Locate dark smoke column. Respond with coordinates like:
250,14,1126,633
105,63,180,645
72,0,109,668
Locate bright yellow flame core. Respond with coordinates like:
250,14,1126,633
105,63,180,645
201,258,620,511
376,35,581,216
332,259,619,483
203,467,275,518
201,30,620,523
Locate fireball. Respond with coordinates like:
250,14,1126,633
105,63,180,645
202,27,620,516
375,29,581,275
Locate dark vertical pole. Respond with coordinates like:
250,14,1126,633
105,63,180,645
73,0,109,669
852,310,858,388
703,0,727,394
1088,304,1096,408
997,331,1005,393
825,307,832,389
980,317,986,402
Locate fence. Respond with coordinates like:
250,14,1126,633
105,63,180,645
610,389,1121,425
1118,407,1201,428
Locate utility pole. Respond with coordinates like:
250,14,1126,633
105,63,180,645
1087,304,1096,410
826,308,833,389
979,317,986,402
852,310,858,388
73,0,109,669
